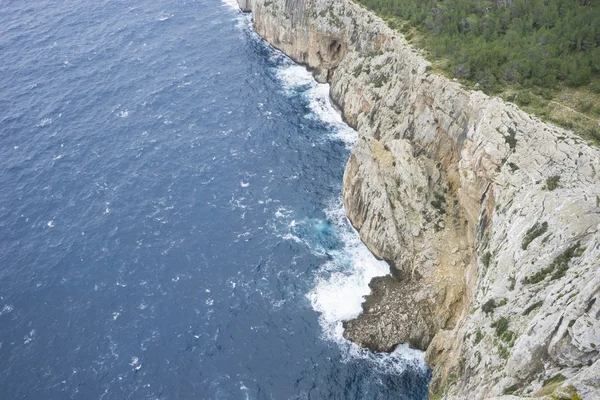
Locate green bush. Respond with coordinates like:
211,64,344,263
353,65,363,77
588,126,600,143
491,316,509,336
550,242,584,280
522,265,554,284
482,299,496,314
505,127,517,151
371,75,389,88
474,329,484,344
522,221,548,250
503,384,519,395
482,252,492,268
544,175,561,191
515,91,532,106
522,242,583,284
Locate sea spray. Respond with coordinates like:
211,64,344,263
273,49,427,373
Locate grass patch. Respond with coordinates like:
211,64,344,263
535,373,568,397
543,373,567,387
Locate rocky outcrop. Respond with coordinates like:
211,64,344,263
238,0,600,398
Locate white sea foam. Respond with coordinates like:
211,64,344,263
224,0,423,373
37,118,52,127
276,65,315,91
130,356,142,370
221,0,240,12
23,329,35,345
221,0,253,31
273,60,422,372
0,304,13,316
275,64,356,147
306,199,427,373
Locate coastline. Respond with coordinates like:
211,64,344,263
236,0,600,399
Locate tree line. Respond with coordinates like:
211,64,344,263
356,0,600,90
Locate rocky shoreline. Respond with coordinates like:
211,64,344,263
236,0,600,398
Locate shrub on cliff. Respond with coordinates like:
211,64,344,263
522,221,548,250
482,299,496,314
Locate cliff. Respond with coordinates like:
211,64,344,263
237,0,600,398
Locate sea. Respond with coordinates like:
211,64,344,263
0,0,430,398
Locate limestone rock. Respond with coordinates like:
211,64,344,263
242,0,600,398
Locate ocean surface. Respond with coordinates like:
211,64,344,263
0,0,430,398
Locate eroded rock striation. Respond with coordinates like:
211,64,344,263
237,0,600,398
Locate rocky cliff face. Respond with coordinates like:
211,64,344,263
238,0,600,398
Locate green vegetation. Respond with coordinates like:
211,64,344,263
491,316,509,336
505,127,518,151
565,385,582,400
522,264,555,284
543,373,567,387
550,242,584,279
371,74,390,87
522,242,584,284
491,315,516,347
482,298,497,314
503,384,520,395
474,328,484,344
354,0,600,141
522,221,548,250
522,300,543,315
328,8,343,28
430,192,446,214
535,373,569,397
498,343,510,359
544,175,561,190
482,251,492,268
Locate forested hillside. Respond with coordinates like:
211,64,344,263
355,0,600,140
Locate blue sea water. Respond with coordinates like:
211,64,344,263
0,0,430,398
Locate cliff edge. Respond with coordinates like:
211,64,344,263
237,0,600,398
